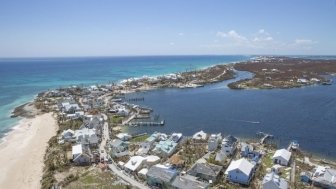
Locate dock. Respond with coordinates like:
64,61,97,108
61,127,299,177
128,120,165,127
257,132,274,144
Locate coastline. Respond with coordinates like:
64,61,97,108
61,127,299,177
0,113,58,189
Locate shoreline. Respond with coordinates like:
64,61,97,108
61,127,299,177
0,113,58,189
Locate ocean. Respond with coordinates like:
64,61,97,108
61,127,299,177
1,55,336,159
0,55,249,136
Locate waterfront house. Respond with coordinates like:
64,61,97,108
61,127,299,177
297,78,309,84
138,168,148,180
272,149,291,166
312,168,336,188
193,130,207,141
220,135,238,156
300,171,312,183
110,139,129,157
171,174,209,189
146,132,160,145
154,139,177,157
61,129,75,142
240,142,254,157
187,162,222,183
171,133,183,143
225,158,255,185
72,144,92,165
208,133,222,152
116,133,132,141
146,164,177,189
124,156,146,172
262,172,288,189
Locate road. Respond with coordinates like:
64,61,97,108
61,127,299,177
108,163,150,189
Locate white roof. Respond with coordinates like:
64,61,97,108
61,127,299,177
62,129,74,135
192,130,207,140
138,168,148,176
272,149,291,161
225,158,255,176
263,172,288,189
72,144,82,155
145,155,160,163
124,156,146,171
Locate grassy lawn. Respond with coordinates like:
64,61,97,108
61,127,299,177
130,134,149,143
65,170,128,189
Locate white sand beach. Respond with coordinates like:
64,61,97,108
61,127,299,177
0,113,58,189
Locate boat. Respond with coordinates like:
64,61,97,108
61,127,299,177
290,140,299,150
322,79,332,85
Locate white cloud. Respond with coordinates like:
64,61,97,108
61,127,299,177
294,39,316,45
216,30,248,42
178,32,184,36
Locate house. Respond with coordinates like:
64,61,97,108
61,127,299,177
110,139,129,157
297,78,309,84
262,172,288,189
171,133,183,143
116,133,132,141
225,158,255,185
154,139,177,157
146,164,177,189
312,168,336,189
192,130,207,141
146,132,160,145
61,129,75,142
240,142,254,157
136,142,152,155
138,168,149,180
220,135,238,156
300,171,312,183
74,128,99,146
187,162,222,183
272,149,291,166
208,133,222,152
72,144,92,165
124,156,146,172
172,174,209,189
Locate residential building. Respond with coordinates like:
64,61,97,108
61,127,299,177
74,128,99,146
272,149,291,166
220,135,238,156
187,162,222,183
154,139,177,157
193,130,207,141
208,133,222,152
262,172,288,189
225,158,255,185
146,164,177,189
312,168,336,189
110,139,129,157
124,156,146,172
172,174,209,189
61,129,75,142
240,142,254,157
72,144,92,165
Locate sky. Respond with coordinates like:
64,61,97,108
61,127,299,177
0,0,335,57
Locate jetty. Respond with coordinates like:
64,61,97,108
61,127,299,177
128,120,165,127
257,132,274,144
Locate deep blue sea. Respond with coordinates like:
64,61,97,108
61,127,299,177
1,55,336,159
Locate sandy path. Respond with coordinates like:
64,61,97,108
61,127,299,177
0,113,58,189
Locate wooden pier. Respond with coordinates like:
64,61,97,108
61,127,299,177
128,120,165,127
257,132,274,144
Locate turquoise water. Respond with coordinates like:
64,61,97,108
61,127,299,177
0,55,250,136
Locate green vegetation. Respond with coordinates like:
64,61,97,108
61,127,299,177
207,153,222,165
180,139,207,169
65,170,129,189
109,115,123,125
58,119,83,132
130,134,149,143
41,136,71,189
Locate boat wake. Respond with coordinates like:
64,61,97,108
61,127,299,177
227,119,260,124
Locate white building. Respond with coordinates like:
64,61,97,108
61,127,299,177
116,133,132,141
262,172,288,189
272,149,291,166
208,133,222,152
225,158,255,185
72,144,92,165
124,156,146,172
74,128,99,146
61,129,75,141
221,135,238,156
192,130,207,141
